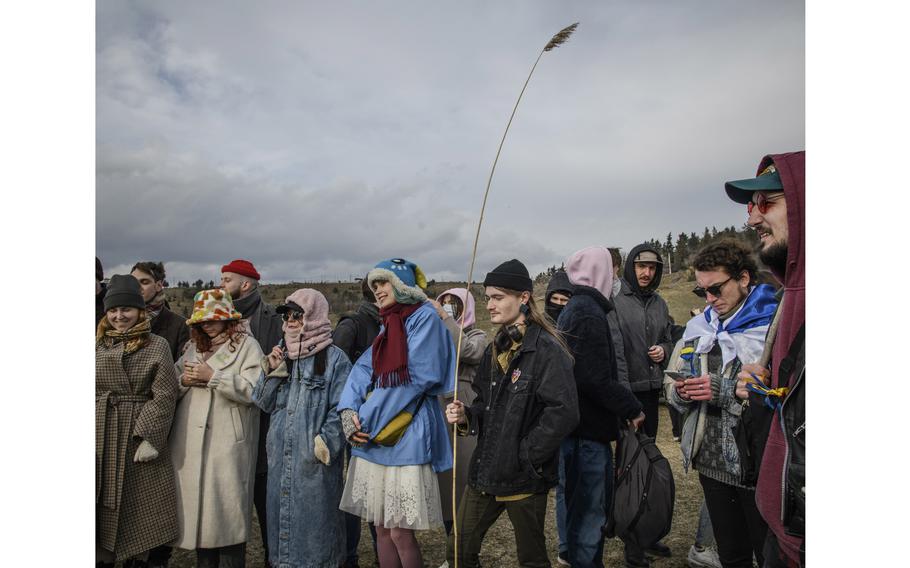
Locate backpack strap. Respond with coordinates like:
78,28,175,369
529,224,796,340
777,324,805,386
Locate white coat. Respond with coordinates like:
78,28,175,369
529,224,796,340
170,333,263,549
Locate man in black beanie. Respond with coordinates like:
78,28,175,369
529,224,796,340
445,259,579,568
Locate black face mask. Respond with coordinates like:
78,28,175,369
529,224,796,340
546,302,565,323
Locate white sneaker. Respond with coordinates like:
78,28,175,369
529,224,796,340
687,545,721,568
438,562,449,568
557,551,571,566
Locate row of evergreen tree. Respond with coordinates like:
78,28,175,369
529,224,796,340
535,224,758,281
645,224,759,273
168,225,758,289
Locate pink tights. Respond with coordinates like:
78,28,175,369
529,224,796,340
374,524,424,568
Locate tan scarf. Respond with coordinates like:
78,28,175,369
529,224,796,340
104,318,151,354
198,331,231,361
197,321,250,361
146,290,167,319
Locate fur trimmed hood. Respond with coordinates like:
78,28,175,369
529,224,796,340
367,264,427,305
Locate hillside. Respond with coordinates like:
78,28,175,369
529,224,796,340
165,271,705,330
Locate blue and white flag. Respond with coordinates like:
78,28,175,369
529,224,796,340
682,284,778,369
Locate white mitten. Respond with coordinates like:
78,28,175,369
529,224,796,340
314,435,330,465
133,439,159,463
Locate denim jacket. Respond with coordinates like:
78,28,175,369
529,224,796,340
252,344,351,568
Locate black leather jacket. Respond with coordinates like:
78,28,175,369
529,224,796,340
781,331,805,545
463,323,579,496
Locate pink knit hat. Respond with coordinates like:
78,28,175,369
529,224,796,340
565,246,614,299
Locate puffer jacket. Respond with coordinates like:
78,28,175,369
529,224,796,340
462,322,578,496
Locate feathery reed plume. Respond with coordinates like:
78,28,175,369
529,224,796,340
450,22,579,567
544,22,579,51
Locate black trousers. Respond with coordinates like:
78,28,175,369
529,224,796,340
446,486,550,568
197,543,246,568
633,388,660,438
699,474,767,568
668,404,683,438
253,471,269,565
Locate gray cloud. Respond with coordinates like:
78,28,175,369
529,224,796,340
97,0,804,285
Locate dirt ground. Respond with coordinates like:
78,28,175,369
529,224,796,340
169,404,703,568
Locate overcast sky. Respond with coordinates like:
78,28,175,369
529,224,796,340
96,0,804,285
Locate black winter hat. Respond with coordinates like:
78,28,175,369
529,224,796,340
96,257,103,281
103,274,146,312
483,259,533,292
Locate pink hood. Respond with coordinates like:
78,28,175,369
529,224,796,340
436,287,476,328
281,288,333,359
566,246,614,299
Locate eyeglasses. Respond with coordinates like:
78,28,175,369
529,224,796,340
747,192,785,215
281,310,305,322
693,276,733,299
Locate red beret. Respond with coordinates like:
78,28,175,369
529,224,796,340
221,259,261,280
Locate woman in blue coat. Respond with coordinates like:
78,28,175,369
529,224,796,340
252,289,352,568
338,258,455,568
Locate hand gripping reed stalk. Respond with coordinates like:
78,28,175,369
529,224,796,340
450,23,578,567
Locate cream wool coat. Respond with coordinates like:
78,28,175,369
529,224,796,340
170,333,263,549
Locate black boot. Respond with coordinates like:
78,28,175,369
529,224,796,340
646,540,672,558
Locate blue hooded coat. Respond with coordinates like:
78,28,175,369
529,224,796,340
339,301,456,472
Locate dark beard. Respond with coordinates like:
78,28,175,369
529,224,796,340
760,241,788,274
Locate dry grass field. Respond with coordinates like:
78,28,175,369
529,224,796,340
165,270,713,567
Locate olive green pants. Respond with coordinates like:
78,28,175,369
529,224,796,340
446,485,550,568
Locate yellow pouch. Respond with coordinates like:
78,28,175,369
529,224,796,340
365,391,425,447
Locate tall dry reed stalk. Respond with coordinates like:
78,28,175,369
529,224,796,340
450,22,579,568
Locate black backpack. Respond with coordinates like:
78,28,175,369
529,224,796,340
605,428,675,549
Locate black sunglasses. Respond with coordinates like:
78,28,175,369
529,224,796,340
281,310,305,322
692,276,733,299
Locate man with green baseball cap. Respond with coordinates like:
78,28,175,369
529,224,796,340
724,163,784,202
724,151,805,568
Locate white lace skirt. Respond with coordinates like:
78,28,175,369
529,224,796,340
339,456,444,530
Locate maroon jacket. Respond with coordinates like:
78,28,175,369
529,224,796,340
754,151,805,566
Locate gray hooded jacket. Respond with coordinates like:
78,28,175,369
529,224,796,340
612,244,673,392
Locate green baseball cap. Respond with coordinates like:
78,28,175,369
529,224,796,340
725,163,783,204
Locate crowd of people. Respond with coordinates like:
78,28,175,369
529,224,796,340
95,150,805,568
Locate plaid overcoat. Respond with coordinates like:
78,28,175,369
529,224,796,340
96,334,179,560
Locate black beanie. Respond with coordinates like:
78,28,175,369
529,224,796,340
483,259,533,292
103,274,146,312
96,257,104,281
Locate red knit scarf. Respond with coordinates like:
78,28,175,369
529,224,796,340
371,301,423,388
